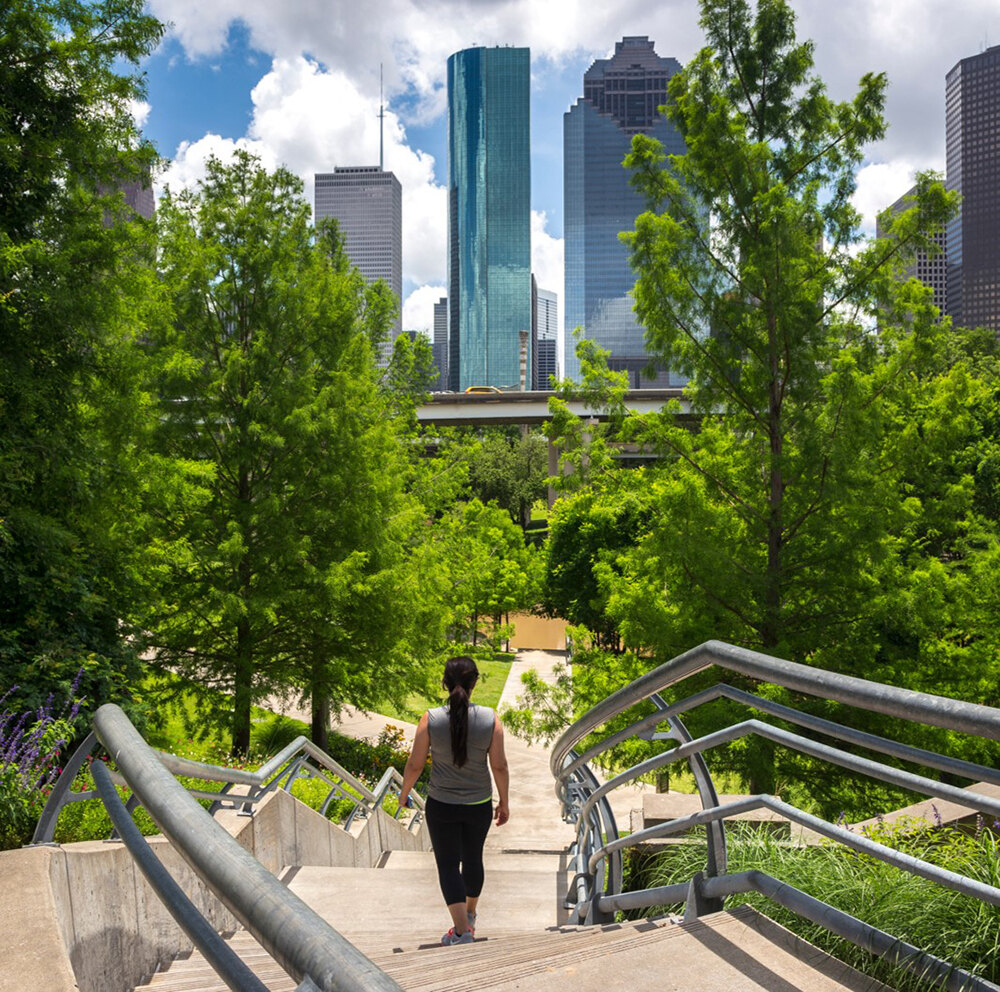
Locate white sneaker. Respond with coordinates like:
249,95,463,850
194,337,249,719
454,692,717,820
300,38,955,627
441,927,474,945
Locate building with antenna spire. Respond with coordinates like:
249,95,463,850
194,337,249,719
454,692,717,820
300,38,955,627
314,75,402,362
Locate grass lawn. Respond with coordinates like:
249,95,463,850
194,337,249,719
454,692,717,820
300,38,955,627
141,655,516,748
375,655,515,724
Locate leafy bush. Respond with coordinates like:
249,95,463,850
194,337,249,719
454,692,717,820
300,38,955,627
325,725,417,786
630,819,1000,990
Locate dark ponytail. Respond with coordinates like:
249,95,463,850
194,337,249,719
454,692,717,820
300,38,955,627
443,656,479,767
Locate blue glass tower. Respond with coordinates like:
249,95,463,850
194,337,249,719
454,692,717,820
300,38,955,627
564,37,685,387
447,47,531,391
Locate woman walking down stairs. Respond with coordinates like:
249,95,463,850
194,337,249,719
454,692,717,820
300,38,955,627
134,649,890,992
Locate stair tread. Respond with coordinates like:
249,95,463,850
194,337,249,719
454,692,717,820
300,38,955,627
135,905,894,992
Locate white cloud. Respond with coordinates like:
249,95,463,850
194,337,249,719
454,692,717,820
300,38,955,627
128,99,151,130
531,209,564,372
852,161,922,238
158,134,273,194
402,284,446,333
531,209,563,310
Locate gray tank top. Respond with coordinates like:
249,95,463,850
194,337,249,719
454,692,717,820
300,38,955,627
426,704,495,804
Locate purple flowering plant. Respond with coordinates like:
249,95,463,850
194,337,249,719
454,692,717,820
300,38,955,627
0,670,84,850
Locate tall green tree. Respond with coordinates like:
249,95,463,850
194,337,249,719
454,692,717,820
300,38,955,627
0,0,163,711
529,0,1000,805
148,152,442,753
620,0,956,662
433,499,540,651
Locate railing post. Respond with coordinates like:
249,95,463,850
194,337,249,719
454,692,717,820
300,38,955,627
683,871,716,922
30,730,98,845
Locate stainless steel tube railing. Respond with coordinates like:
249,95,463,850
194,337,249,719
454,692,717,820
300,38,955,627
33,721,424,845
551,638,1000,991
93,703,404,992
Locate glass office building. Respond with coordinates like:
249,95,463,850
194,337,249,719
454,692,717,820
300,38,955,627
531,276,559,389
945,45,1000,334
447,46,531,391
564,37,685,386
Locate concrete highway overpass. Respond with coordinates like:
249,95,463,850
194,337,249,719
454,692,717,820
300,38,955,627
417,388,691,427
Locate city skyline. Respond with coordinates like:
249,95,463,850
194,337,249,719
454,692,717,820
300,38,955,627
137,2,996,343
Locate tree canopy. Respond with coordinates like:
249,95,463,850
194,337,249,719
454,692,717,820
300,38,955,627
0,0,163,713
146,152,447,753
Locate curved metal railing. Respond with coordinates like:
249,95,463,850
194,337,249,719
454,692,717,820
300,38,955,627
39,703,407,992
552,639,1000,992
33,720,423,845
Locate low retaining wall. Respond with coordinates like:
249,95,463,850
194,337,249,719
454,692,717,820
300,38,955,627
1,790,430,992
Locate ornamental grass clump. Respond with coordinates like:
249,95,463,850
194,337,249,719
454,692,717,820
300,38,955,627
634,819,1000,990
0,676,82,850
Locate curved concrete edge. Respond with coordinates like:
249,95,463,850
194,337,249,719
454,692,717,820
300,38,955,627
2,789,429,992
0,845,79,992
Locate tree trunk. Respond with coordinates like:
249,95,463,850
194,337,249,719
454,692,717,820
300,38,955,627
311,680,330,752
762,309,784,651
232,616,253,757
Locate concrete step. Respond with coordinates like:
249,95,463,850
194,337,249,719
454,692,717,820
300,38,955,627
284,862,573,933
136,906,895,992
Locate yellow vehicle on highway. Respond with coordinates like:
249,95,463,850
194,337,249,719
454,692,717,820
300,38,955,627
464,385,502,394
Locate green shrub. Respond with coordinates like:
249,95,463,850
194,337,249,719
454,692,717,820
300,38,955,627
250,714,309,757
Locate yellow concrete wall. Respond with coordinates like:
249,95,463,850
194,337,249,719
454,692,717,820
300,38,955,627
507,612,568,651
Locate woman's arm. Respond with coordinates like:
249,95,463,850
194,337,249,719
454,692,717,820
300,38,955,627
397,712,430,809
488,713,510,825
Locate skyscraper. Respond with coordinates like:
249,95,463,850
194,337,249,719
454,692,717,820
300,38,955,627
945,44,1000,334
877,185,947,317
531,276,558,389
433,296,448,388
314,166,403,356
447,46,531,391
563,37,686,386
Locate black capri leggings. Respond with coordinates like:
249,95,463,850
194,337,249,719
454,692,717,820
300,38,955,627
424,796,493,905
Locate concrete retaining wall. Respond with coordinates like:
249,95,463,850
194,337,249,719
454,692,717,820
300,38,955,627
1,789,430,992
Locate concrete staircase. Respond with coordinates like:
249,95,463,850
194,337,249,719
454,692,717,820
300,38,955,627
134,850,891,992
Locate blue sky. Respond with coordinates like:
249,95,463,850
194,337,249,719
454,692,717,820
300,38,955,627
138,0,997,335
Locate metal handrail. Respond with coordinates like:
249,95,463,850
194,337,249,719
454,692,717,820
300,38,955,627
551,639,1000,991
33,722,423,844
552,639,1000,778
89,756,270,992
92,703,404,992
